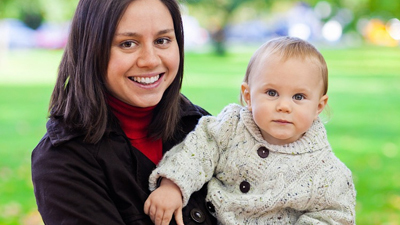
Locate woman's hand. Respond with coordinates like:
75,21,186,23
144,178,184,225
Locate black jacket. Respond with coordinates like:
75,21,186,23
31,97,217,225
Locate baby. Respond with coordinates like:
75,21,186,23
144,36,356,225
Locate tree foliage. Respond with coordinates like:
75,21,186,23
1,0,399,51
0,0,78,28
183,0,400,53
183,0,273,54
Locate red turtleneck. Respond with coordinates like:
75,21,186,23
108,95,162,165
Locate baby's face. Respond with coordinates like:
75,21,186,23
241,56,328,145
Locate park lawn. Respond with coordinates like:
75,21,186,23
0,45,399,224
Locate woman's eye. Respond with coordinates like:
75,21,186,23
293,94,304,100
155,38,171,45
120,41,136,49
266,90,277,97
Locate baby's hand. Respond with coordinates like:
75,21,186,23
144,178,184,225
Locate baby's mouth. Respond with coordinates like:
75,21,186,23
273,120,292,124
129,74,163,85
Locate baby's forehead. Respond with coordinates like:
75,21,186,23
249,54,324,83
258,50,315,64
251,53,319,75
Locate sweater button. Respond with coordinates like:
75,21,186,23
190,208,205,223
206,201,215,213
257,147,269,158
240,181,250,193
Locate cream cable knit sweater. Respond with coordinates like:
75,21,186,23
149,104,356,225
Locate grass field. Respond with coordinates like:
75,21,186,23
0,45,400,224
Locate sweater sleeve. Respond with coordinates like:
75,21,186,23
149,104,239,206
295,160,356,225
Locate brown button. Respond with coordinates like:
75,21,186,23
257,147,269,158
190,208,205,223
240,181,250,193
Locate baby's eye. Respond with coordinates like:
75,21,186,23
120,41,136,49
293,94,304,100
266,90,277,97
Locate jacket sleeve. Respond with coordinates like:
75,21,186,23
31,135,132,224
295,162,356,225
32,133,163,225
149,105,238,205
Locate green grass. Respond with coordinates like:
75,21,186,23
0,84,53,224
0,46,400,224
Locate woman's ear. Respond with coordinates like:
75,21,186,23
241,82,252,111
316,95,328,119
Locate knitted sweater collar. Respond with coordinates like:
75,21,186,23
239,107,330,155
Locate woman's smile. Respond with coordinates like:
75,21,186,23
129,73,163,85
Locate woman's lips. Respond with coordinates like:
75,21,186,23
129,73,163,85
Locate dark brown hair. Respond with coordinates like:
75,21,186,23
49,0,185,143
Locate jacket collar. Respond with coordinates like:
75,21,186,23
46,118,83,147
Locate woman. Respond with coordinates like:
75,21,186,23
31,0,216,224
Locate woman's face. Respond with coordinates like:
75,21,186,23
106,0,180,107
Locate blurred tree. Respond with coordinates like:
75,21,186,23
304,0,400,32
1,0,399,47
0,0,21,19
307,0,400,19
184,0,400,53
184,0,273,54
0,0,78,28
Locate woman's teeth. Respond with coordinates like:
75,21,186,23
131,75,160,84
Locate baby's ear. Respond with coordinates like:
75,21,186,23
316,95,328,119
241,82,252,111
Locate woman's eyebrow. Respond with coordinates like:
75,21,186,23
115,32,138,37
158,28,175,35
115,29,175,37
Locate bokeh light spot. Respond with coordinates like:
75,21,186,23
322,20,342,42
387,18,400,40
289,23,311,40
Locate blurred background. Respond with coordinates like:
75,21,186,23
0,0,399,224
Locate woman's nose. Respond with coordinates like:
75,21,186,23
137,45,160,68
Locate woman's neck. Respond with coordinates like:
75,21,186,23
107,94,162,164
107,94,155,138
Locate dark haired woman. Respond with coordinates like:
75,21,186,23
31,0,216,224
